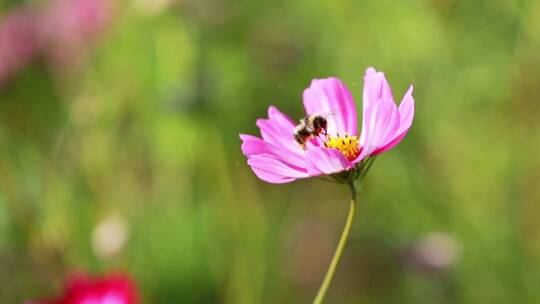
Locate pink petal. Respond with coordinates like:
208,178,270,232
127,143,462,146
268,105,296,129
372,85,415,155
305,147,353,176
240,134,271,156
239,134,305,168
358,98,400,160
397,85,415,135
376,100,401,148
362,67,394,112
249,167,296,184
247,154,309,183
302,77,358,136
372,131,408,155
256,106,304,158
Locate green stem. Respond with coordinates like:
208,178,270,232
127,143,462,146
313,182,357,304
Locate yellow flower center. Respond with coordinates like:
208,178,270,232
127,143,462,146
324,134,361,161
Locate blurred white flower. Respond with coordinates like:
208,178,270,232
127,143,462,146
133,0,172,15
92,215,129,260
402,232,461,273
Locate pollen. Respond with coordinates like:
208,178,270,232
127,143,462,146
324,134,361,161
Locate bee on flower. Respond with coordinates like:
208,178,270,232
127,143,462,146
293,113,330,150
240,67,415,184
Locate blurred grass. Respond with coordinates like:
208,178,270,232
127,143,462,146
1,0,540,303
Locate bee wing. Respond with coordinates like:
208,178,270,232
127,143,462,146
309,110,335,118
321,110,336,118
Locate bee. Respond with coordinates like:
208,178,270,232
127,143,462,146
293,114,329,150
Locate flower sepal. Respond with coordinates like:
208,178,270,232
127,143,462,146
322,156,376,185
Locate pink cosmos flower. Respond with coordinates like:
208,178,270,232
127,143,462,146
240,67,415,183
28,273,139,304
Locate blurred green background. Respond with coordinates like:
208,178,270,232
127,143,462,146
1,0,540,303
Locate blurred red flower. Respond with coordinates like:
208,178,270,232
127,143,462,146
28,273,139,304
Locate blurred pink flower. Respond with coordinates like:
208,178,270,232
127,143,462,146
0,8,40,83
0,0,114,84
240,67,415,183
400,232,461,273
29,273,139,304
40,0,114,65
